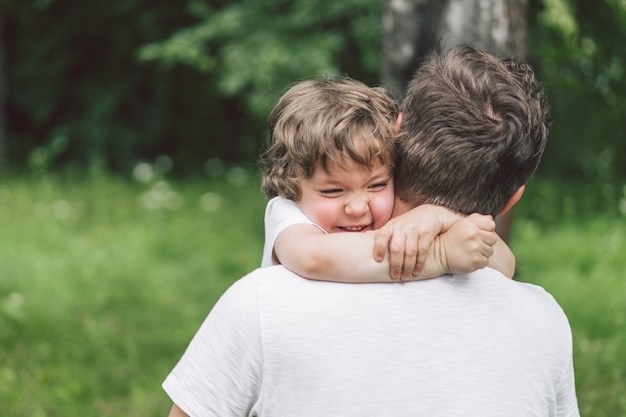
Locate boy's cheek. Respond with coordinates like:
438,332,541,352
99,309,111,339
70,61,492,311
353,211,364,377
371,190,396,229
297,199,336,231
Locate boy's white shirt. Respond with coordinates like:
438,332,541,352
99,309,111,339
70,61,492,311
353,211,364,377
261,196,326,267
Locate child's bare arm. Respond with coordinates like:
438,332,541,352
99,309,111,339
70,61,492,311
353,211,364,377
374,206,515,279
375,210,515,279
273,224,393,282
488,234,516,278
427,214,515,278
373,204,461,280
273,210,502,283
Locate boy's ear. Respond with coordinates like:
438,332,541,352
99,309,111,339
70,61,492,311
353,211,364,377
394,112,404,134
499,185,525,216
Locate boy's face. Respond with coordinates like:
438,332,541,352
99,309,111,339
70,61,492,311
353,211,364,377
296,159,394,233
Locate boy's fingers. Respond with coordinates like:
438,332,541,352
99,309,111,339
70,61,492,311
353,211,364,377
401,237,419,281
485,244,494,259
474,218,497,247
475,236,494,268
373,227,393,262
470,213,495,232
413,232,435,276
388,235,406,280
483,234,496,257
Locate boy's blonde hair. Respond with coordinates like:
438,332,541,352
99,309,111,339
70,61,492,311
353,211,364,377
260,77,398,200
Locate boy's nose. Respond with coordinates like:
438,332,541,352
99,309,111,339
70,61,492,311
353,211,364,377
345,194,370,217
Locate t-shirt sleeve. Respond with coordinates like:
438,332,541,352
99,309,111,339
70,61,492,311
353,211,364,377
556,345,580,417
163,274,263,417
261,196,323,267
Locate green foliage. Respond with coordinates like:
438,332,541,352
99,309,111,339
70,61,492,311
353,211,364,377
138,0,382,121
2,0,201,170
529,0,626,181
2,0,381,174
2,0,625,179
2,0,257,173
516,178,626,222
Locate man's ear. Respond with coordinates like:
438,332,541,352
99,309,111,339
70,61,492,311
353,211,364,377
394,112,403,134
498,185,525,216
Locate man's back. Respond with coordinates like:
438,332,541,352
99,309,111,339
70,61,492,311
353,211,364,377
163,266,578,417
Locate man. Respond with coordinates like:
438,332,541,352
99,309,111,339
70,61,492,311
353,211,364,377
163,46,579,417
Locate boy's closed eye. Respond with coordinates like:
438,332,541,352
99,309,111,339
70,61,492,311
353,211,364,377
319,188,343,196
368,181,389,191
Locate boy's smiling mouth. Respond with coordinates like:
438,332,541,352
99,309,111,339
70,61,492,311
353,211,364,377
337,224,371,232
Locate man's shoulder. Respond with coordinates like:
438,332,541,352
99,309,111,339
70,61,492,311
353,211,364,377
473,267,552,293
241,266,352,296
471,267,569,320
235,266,308,291
245,265,302,281
210,267,305,320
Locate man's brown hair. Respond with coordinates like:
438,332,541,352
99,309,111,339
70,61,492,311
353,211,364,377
260,76,398,200
395,45,551,216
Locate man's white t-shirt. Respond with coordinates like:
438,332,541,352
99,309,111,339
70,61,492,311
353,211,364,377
163,266,579,417
261,196,325,267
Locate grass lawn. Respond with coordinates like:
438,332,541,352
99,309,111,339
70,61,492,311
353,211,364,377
513,217,626,416
0,171,624,416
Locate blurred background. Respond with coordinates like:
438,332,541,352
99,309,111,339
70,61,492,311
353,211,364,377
1,0,625,181
0,0,624,416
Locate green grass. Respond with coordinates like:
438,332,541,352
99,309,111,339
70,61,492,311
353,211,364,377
0,171,624,416
513,218,626,417
0,170,266,416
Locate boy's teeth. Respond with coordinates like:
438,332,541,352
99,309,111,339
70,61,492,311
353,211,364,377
343,226,365,231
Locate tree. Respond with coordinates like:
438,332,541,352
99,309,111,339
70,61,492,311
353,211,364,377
381,0,528,243
1,0,383,174
3,0,623,181
1,0,203,172
529,0,626,183
138,0,383,167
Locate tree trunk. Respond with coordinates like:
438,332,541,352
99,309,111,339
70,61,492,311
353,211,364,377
382,0,528,243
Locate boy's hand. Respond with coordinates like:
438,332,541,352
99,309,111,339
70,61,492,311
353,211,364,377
373,204,461,280
439,213,497,274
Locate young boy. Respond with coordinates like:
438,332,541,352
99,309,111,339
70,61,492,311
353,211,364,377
259,77,514,282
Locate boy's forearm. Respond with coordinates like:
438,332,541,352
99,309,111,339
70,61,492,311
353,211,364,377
280,230,446,283
373,204,463,279
487,236,516,278
428,214,515,278
275,215,503,283
275,226,396,282
306,233,396,283
428,214,500,276
410,235,449,279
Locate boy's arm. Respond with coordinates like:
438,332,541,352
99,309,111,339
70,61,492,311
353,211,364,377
373,204,461,280
374,205,515,279
427,217,506,277
434,213,515,276
273,224,393,282
273,212,501,282
488,233,516,278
